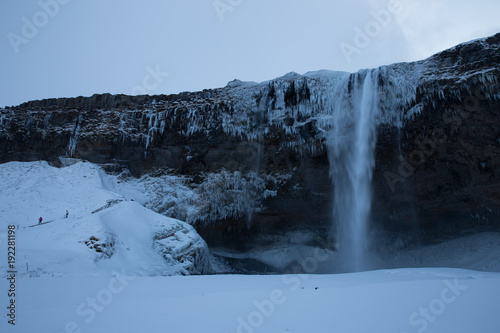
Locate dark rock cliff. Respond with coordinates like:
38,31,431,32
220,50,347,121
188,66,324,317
1,33,499,251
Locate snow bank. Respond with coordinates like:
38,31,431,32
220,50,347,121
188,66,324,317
0,161,211,277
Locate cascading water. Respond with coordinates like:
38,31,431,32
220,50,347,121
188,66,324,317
327,69,380,272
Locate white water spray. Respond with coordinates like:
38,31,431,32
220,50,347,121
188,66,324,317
327,69,380,272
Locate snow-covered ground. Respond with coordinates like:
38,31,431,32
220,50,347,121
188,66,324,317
1,161,500,332
1,268,499,332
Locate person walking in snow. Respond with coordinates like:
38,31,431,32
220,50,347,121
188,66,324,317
38,217,43,224
65,210,69,218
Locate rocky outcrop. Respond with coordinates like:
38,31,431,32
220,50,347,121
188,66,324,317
154,221,212,275
1,33,499,251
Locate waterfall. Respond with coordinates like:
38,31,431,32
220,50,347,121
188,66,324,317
68,114,83,157
327,69,380,272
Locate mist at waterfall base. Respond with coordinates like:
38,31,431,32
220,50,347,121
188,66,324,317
326,69,380,273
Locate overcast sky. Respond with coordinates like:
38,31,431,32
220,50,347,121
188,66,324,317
1,0,499,107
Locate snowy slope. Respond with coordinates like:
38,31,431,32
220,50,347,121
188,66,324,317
0,161,211,277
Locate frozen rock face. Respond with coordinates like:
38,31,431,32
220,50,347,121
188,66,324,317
153,222,212,275
97,200,213,276
1,33,499,251
372,34,500,242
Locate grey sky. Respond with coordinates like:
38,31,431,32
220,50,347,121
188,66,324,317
1,0,499,107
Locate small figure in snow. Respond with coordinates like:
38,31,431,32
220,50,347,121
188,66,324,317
38,217,43,224
65,210,69,218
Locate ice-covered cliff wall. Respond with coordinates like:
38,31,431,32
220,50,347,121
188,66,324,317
1,33,499,250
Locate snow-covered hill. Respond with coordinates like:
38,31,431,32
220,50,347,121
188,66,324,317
0,160,211,277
